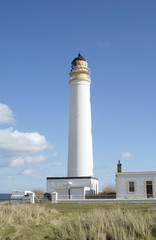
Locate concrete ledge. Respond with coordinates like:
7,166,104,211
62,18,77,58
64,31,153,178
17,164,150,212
47,176,98,180
56,198,156,204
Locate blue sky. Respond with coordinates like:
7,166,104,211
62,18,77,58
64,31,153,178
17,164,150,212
0,0,156,193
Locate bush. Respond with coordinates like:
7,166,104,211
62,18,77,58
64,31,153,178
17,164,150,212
32,189,44,197
99,185,116,195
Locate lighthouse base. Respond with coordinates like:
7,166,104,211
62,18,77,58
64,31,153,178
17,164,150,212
46,177,98,200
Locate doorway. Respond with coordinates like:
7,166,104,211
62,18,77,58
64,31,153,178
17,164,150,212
68,187,71,199
146,181,153,198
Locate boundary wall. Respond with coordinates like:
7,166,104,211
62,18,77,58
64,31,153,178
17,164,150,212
54,198,156,204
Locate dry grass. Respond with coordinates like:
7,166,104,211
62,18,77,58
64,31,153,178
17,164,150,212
0,203,156,240
52,209,156,240
0,203,61,240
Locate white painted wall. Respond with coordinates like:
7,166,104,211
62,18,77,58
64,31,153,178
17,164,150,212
47,177,99,198
70,187,90,199
55,188,69,199
51,187,91,201
68,79,93,177
70,187,85,199
11,190,35,203
116,172,156,199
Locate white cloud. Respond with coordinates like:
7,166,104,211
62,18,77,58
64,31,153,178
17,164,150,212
0,103,15,124
0,103,54,172
9,155,47,167
109,151,132,160
23,169,33,176
0,127,52,154
53,152,58,158
25,155,48,164
0,128,52,169
9,158,25,167
121,152,132,158
53,162,63,167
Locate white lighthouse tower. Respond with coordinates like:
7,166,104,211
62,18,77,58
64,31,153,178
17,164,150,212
68,53,93,177
46,54,98,200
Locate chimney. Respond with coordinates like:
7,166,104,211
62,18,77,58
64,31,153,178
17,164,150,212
117,160,122,173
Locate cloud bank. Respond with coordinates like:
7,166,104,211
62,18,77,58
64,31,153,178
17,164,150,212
0,103,53,170
9,155,48,167
0,128,51,154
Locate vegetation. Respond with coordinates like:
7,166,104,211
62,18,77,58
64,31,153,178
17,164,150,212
46,202,155,211
52,208,156,240
32,189,44,201
32,189,44,196
100,185,116,195
0,202,156,240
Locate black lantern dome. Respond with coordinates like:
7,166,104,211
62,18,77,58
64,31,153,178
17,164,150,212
72,53,86,64
71,53,87,71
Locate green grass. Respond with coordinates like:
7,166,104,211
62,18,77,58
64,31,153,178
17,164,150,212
45,202,156,211
0,202,156,240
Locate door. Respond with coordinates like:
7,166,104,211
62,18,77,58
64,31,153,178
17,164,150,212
68,188,71,199
146,181,153,198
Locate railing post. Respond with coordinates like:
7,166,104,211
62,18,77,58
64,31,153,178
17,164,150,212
51,192,58,203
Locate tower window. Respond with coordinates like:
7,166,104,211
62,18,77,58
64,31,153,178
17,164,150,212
129,181,135,192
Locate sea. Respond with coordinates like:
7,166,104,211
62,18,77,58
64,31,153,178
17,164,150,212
0,194,12,202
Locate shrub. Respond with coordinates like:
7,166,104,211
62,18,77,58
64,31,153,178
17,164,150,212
100,185,116,195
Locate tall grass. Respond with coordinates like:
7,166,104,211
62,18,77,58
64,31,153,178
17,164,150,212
0,203,60,240
0,203,155,240
49,209,156,240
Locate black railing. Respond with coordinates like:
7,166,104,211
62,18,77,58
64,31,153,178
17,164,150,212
85,193,116,199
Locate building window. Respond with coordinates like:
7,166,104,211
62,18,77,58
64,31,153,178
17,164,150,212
129,181,135,192
146,181,153,198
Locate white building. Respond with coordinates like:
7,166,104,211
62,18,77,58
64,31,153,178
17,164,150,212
47,54,98,200
47,177,98,200
11,190,35,203
116,161,156,199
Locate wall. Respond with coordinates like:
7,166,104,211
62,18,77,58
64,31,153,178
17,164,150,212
47,177,99,198
11,190,35,203
116,172,156,199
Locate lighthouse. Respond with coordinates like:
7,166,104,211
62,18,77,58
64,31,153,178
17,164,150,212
46,54,98,200
68,53,93,177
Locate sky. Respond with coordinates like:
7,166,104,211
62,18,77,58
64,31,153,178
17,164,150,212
0,0,156,193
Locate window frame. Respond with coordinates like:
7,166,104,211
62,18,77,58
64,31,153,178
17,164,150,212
128,181,135,193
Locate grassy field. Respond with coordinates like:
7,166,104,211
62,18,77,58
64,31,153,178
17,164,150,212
45,202,156,211
0,202,156,240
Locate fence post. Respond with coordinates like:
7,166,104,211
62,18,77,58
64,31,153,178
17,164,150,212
51,192,58,203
